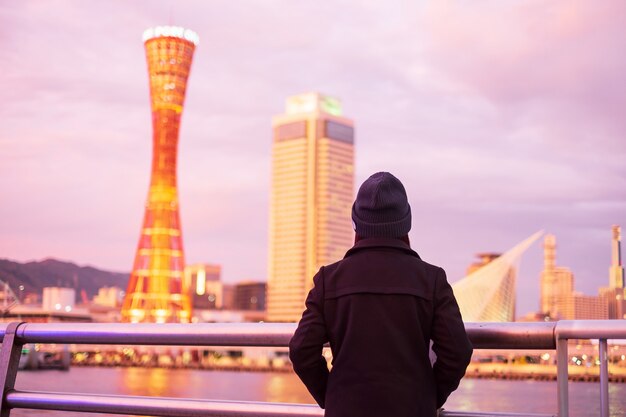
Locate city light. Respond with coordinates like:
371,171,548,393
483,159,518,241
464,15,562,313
196,268,206,296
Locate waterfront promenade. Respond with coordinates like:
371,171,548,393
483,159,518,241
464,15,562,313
54,325,626,385
66,353,626,383
467,362,626,383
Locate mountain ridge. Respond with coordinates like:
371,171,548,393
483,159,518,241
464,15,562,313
0,257,129,302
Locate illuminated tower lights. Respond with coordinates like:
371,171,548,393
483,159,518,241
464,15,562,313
121,26,199,323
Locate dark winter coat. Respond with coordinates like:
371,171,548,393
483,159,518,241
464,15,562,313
289,237,473,417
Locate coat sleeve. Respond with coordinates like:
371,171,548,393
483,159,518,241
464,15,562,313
288,268,329,408
431,267,473,408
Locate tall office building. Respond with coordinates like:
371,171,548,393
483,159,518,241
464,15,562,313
539,234,574,318
556,293,608,320
121,26,199,323
267,93,354,322
609,225,624,289
600,225,625,319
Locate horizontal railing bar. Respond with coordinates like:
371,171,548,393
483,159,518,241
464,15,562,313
11,322,558,349
6,390,323,417
5,390,555,417
465,322,555,350
15,322,297,346
8,320,626,350
555,320,626,340
442,412,555,417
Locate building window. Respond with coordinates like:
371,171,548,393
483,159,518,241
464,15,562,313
325,121,353,144
275,121,307,142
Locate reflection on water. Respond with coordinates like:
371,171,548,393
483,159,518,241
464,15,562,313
451,378,477,412
266,374,308,404
10,367,626,417
122,368,170,397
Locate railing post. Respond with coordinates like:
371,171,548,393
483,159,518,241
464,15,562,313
0,322,25,417
556,337,569,417
599,338,609,417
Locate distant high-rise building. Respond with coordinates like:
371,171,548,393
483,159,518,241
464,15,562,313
556,292,608,320
540,234,574,318
233,281,266,311
221,284,236,310
121,26,199,323
185,264,222,310
609,225,624,289
600,225,625,319
267,93,355,322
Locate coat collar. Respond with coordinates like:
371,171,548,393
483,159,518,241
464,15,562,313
344,237,421,259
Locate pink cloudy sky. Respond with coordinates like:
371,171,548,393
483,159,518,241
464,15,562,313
1,1,625,317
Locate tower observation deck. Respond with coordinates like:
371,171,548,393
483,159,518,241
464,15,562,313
121,26,199,323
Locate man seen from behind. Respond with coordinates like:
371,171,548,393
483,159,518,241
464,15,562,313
289,171,473,417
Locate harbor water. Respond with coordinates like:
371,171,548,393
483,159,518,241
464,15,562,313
11,367,626,416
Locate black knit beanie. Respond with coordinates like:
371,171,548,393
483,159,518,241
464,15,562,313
351,172,412,238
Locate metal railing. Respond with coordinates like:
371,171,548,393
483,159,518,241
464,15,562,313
0,320,623,417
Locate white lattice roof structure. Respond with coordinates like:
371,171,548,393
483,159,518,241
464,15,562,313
452,231,543,322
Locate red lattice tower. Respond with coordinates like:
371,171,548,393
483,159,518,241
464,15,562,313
121,26,199,323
